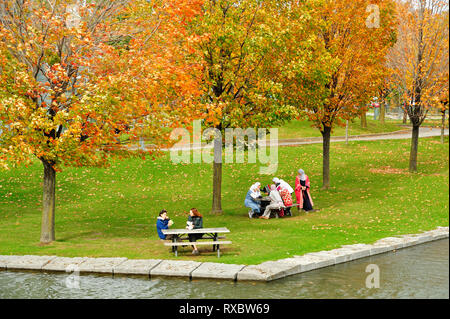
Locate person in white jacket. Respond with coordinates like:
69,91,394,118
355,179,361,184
260,185,285,219
273,177,294,194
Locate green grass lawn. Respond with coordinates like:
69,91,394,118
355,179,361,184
276,118,404,139
0,136,448,265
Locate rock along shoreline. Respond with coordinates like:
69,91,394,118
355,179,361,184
0,226,448,282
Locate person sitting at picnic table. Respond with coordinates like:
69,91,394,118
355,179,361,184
186,208,203,255
295,169,315,212
260,184,285,219
245,182,262,219
156,209,174,240
273,178,294,216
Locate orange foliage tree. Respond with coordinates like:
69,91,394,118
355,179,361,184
0,0,203,243
438,80,449,143
387,0,449,172
281,0,397,189
186,0,311,213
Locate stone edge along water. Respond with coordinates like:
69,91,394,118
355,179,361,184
0,227,448,282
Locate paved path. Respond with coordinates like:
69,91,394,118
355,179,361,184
273,127,448,148
368,111,444,121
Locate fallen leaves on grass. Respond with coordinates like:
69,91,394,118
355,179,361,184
369,166,408,175
312,224,334,230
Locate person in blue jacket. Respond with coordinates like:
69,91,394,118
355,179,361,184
156,209,173,240
245,182,262,219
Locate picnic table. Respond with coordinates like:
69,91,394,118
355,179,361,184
162,227,231,257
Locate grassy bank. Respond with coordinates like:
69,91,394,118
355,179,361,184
0,136,448,265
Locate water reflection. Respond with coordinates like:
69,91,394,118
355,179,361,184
0,239,448,299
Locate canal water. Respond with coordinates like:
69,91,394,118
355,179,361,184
0,239,448,299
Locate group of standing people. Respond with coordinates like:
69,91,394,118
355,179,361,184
245,169,315,219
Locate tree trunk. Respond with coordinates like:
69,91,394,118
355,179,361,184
409,125,420,173
403,108,408,124
345,120,349,145
360,110,367,128
211,136,223,214
379,101,385,125
41,160,56,243
441,110,446,144
321,126,332,189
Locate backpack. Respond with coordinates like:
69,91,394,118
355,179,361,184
279,188,293,206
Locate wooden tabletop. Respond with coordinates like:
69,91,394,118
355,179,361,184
162,227,230,235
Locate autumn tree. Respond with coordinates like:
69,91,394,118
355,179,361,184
281,0,397,189
377,74,397,125
187,0,305,213
439,95,449,144
437,73,449,144
0,0,203,243
387,0,449,172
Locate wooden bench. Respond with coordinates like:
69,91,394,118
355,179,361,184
164,240,232,258
170,235,227,241
256,204,300,218
162,227,231,257
259,196,302,218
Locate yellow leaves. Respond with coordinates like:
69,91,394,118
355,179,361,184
388,0,448,116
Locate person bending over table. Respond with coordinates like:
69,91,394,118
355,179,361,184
186,208,203,255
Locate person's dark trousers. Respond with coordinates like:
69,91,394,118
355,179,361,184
284,207,291,216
